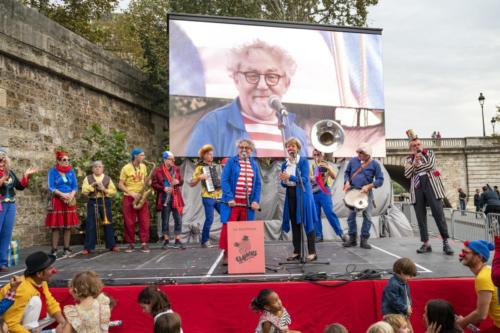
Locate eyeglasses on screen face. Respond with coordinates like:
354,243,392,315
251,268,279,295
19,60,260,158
238,71,283,86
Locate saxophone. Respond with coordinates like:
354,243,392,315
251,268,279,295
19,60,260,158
132,160,156,210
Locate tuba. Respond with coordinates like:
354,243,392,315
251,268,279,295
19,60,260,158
132,160,156,210
310,119,345,153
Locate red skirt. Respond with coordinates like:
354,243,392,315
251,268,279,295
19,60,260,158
45,196,79,228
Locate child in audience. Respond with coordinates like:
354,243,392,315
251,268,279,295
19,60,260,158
251,288,301,333
324,323,348,333
0,276,21,316
382,258,417,318
154,312,181,333
137,286,183,333
62,271,111,333
383,314,410,333
366,321,394,333
424,300,462,333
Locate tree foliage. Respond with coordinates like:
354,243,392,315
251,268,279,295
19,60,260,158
22,0,379,114
22,0,119,44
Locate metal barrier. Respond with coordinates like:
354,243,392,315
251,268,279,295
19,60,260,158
450,209,488,241
398,203,496,242
488,213,500,242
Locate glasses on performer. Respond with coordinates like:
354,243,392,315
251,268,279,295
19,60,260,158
238,146,251,150
237,71,283,86
313,153,321,157
60,158,70,162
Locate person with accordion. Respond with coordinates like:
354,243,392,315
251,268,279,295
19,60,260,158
189,144,222,248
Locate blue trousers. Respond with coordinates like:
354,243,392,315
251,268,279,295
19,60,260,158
347,190,374,238
313,191,343,238
0,202,16,267
201,197,222,244
85,198,116,250
161,199,182,238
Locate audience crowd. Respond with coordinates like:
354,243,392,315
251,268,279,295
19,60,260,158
2,239,500,333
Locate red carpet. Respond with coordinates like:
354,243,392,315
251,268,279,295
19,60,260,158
51,278,479,333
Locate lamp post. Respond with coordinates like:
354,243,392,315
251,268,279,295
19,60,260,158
478,93,486,136
492,117,497,135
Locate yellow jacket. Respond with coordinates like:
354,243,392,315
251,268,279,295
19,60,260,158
0,276,61,333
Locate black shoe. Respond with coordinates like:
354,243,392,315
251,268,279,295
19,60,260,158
416,244,432,254
286,253,300,261
360,237,372,249
443,243,454,255
162,239,169,249
174,240,186,249
50,248,58,257
342,235,357,247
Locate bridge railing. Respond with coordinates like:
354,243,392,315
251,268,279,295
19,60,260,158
386,138,466,149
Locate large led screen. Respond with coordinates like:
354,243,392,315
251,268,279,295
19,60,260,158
169,14,385,158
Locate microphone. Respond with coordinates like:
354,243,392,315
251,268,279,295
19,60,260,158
241,151,248,160
268,95,288,116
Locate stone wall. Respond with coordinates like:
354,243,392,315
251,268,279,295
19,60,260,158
0,0,168,247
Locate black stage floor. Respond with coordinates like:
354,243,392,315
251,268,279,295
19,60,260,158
0,237,472,286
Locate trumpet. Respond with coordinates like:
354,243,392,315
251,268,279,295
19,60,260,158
91,182,110,225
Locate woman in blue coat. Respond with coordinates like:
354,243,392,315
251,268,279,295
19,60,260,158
279,138,317,261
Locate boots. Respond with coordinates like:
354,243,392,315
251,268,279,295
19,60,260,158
360,237,372,249
443,240,454,255
342,235,357,247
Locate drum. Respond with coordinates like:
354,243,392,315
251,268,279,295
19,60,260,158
343,189,369,210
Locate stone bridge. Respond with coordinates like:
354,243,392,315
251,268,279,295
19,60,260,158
383,137,500,207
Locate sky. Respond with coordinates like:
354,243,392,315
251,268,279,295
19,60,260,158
118,0,500,139
368,0,500,138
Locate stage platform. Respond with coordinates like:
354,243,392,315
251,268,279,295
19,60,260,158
0,236,470,285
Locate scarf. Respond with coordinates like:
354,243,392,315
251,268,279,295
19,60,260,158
162,164,184,214
55,164,72,173
313,165,331,195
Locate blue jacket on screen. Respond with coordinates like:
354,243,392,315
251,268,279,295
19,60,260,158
220,155,262,223
184,98,307,157
381,274,412,316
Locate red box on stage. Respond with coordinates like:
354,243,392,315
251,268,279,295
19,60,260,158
227,221,265,274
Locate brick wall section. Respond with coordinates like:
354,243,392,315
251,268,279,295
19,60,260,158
0,0,168,247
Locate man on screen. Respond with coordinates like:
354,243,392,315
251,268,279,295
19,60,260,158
185,40,308,157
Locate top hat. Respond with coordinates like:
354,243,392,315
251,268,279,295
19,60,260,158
25,251,56,275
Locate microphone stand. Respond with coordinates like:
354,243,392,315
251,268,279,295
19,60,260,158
279,154,329,273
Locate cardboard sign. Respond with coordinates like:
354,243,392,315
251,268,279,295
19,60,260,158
227,221,265,274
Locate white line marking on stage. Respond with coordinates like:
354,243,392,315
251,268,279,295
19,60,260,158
155,254,169,264
136,253,168,269
371,245,432,273
206,251,224,277
0,250,83,279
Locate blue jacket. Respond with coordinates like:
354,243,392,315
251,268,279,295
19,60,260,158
344,158,384,189
48,167,78,194
0,293,14,315
220,156,262,223
281,157,316,234
185,98,308,157
381,274,412,316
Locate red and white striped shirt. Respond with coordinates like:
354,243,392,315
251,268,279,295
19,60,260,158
242,113,285,157
235,159,254,200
